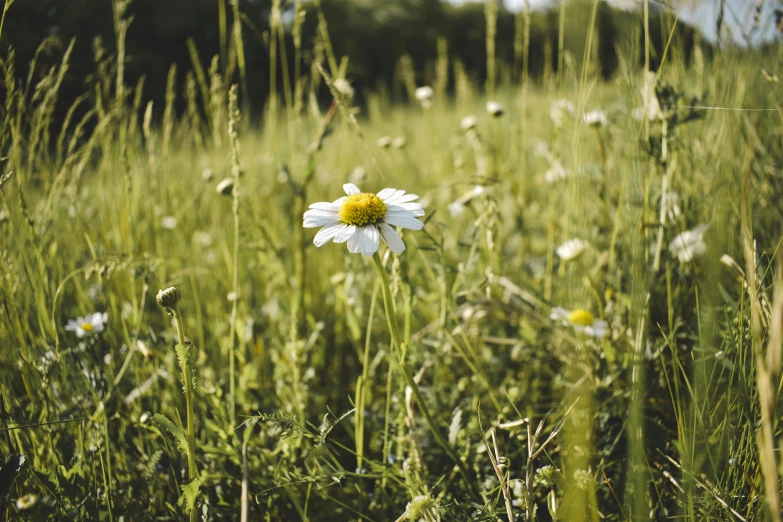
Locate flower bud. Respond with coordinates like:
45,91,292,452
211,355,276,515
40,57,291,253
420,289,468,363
156,287,181,309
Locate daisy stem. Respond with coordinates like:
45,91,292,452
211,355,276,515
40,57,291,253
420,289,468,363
172,304,198,522
371,252,477,499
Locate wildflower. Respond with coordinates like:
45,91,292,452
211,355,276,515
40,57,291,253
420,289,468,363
668,224,707,262
333,78,354,100
550,307,608,338
201,168,213,181
448,185,485,217
544,161,569,183
414,86,433,108
556,238,586,261
460,115,477,131
161,216,177,230
583,109,607,128
392,136,407,149
216,177,234,196
532,140,551,160
550,99,575,127
65,312,108,338
15,494,38,511
486,101,504,117
193,231,213,247
156,287,182,309
377,136,392,149
303,183,424,256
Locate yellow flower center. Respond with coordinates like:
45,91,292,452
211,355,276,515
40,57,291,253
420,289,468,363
567,309,595,326
80,323,94,331
339,193,386,227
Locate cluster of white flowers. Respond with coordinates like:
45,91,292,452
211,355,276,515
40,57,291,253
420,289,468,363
668,224,707,262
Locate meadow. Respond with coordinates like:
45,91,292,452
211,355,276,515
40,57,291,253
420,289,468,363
1,1,783,520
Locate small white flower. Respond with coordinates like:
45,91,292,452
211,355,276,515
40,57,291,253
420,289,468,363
65,312,108,338
583,109,607,127
201,168,213,181
533,140,552,161
15,494,38,511
193,231,213,247
544,161,569,184
448,186,485,217
161,216,177,230
556,238,587,261
486,101,504,117
377,136,392,149
460,115,478,131
303,183,425,257
550,99,575,128
669,224,707,262
550,307,607,338
216,177,234,196
333,77,354,100
392,136,407,149
415,86,434,107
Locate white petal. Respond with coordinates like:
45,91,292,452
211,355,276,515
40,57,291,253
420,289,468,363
313,223,345,247
347,230,361,253
387,202,425,217
550,307,569,321
376,188,396,202
379,189,405,204
384,211,423,230
334,225,357,243
303,209,339,228
343,183,361,195
380,223,405,254
360,226,380,257
393,194,419,204
308,201,339,211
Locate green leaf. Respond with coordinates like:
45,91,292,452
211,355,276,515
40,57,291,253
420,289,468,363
178,477,200,513
175,343,194,390
150,414,189,456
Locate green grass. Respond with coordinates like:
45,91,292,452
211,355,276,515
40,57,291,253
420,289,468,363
1,4,783,521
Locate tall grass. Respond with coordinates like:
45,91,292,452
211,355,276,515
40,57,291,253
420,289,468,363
0,1,782,521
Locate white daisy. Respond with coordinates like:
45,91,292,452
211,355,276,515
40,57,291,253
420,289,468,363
486,101,504,117
556,238,587,261
550,307,607,338
415,86,434,108
460,115,478,131
303,183,425,257
65,312,108,338
669,224,707,262
583,109,607,128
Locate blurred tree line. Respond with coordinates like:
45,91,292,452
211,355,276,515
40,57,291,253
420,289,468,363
0,0,700,121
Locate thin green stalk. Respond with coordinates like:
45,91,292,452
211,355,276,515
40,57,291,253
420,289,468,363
371,252,478,500
172,304,198,522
